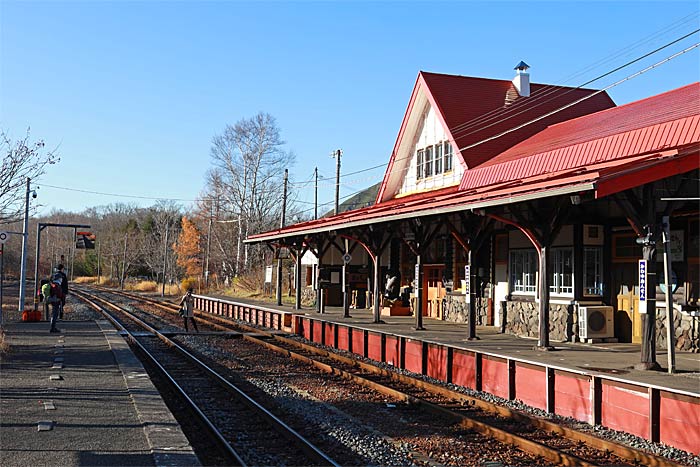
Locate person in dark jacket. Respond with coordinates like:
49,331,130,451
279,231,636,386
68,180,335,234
56,264,68,318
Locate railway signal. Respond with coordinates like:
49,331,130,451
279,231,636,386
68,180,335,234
76,231,96,249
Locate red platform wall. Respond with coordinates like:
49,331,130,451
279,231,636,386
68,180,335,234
660,392,700,455
352,329,365,358
323,322,335,347
298,317,310,340
385,336,400,367
337,326,351,352
367,332,382,362
515,363,546,410
554,372,591,421
426,344,447,382
482,357,509,399
601,381,649,439
452,350,476,388
312,320,324,344
404,339,423,375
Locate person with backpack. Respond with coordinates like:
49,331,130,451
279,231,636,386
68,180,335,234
48,275,65,333
55,264,68,319
40,279,51,321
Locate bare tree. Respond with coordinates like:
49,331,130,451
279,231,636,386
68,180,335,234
208,113,295,274
0,129,59,222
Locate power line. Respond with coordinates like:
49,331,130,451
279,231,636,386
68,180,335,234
39,183,215,203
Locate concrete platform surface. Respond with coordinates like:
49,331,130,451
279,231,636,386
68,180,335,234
0,320,199,467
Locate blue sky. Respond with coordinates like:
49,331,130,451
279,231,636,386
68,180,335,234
1,1,699,217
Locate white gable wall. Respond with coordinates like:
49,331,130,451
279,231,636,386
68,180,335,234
398,103,463,196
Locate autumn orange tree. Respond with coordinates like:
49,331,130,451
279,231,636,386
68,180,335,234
174,216,203,277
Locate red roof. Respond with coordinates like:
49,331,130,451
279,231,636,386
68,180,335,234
420,72,616,169
247,82,699,244
461,83,700,191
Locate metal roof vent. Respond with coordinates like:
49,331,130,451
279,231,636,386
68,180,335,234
513,61,530,97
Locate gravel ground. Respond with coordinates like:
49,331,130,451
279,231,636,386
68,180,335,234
287,332,700,467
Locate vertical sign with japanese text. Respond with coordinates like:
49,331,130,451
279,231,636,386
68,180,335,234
639,259,647,314
464,265,471,303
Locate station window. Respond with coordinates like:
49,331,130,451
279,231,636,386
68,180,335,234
510,249,537,294
434,143,443,174
550,248,573,295
583,247,603,296
416,149,424,180
444,142,453,172
424,145,433,178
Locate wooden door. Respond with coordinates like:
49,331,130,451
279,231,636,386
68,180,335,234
423,266,444,318
617,290,642,343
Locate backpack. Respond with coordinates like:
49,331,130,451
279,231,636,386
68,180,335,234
48,282,64,304
40,282,51,303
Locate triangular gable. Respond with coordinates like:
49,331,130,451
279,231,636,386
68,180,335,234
376,73,468,203
376,71,616,204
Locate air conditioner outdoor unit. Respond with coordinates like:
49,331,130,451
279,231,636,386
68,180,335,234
579,305,614,339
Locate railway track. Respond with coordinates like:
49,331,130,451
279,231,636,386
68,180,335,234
73,288,339,467
80,287,690,467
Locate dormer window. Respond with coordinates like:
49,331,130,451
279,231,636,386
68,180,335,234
416,149,424,180
415,142,454,180
425,146,433,177
444,142,453,172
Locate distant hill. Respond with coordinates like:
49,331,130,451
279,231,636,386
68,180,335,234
324,182,381,217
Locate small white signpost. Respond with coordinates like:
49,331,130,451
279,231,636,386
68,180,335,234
638,259,647,315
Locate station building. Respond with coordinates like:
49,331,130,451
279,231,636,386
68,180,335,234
247,65,700,364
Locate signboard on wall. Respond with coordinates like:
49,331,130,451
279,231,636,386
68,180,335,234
265,266,273,284
639,259,647,314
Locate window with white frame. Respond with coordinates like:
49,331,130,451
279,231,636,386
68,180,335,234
434,143,443,174
444,141,453,172
416,149,424,180
424,145,433,177
551,248,573,295
510,249,537,293
583,247,603,295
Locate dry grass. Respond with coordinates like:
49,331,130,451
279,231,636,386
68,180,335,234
126,280,158,292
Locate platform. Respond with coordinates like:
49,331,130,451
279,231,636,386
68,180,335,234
0,320,199,467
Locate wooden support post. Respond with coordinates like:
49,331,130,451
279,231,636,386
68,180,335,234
546,367,555,413
421,342,428,376
508,359,516,400
649,387,661,443
415,252,425,330
294,248,302,310
475,353,483,391
373,252,381,323
446,347,453,384
590,375,602,425
538,245,553,350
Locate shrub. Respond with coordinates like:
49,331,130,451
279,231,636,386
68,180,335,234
181,277,198,293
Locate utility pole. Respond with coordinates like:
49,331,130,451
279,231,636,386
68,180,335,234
204,202,213,289
18,177,31,312
161,224,169,297
120,232,128,290
332,149,342,215
276,169,288,306
96,240,101,285
314,167,318,220
70,227,77,281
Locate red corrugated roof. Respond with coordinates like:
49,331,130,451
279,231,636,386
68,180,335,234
461,83,700,191
375,72,615,203
421,72,616,169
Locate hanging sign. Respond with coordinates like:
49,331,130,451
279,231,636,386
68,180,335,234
265,266,273,284
464,265,471,303
638,259,647,314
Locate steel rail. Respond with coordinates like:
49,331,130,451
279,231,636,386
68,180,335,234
75,287,340,467
72,289,246,466
95,288,687,467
